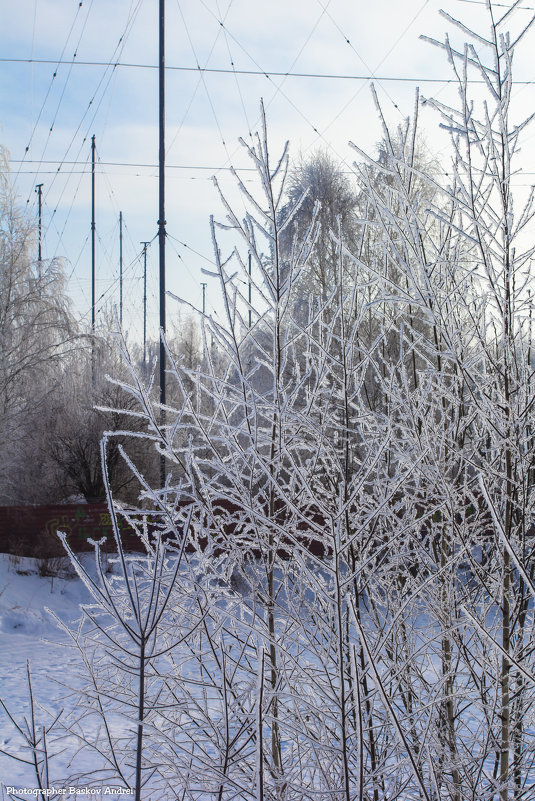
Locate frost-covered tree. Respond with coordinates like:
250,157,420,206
4,4,535,800
72,106,431,799
349,4,535,798
279,149,359,299
0,153,76,503
422,8,535,797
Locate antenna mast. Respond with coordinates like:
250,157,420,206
91,134,96,385
119,211,123,329
35,183,43,276
158,0,166,486
141,241,150,369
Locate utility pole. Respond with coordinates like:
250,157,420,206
91,134,96,386
119,211,123,329
141,241,150,369
35,183,43,276
158,0,166,487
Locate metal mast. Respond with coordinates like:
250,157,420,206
158,0,166,486
119,211,123,328
91,134,96,385
35,183,43,275
91,135,96,335
141,241,150,369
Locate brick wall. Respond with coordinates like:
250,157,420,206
0,503,141,557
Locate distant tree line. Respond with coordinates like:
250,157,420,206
0,168,206,506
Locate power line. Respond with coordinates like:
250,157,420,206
3,57,534,84
314,0,414,116
45,150,90,255
214,0,253,139
12,157,535,178
174,0,251,222
260,0,336,113
454,0,534,6
17,1,143,207
23,1,95,190
14,1,89,183
304,0,430,151
12,159,535,195
10,159,257,171
167,233,216,267
167,0,237,158
175,0,233,157
77,241,150,328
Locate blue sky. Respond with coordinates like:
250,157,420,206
1,0,535,342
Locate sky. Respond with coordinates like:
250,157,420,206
1,0,535,344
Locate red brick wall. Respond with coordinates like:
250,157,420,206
0,503,140,557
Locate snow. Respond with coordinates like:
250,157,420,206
2,544,535,800
0,554,94,789
0,549,260,798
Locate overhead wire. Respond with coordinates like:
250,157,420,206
95,1,140,149
169,0,362,297
166,0,235,162
45,149,91,259
166,233,208,285
214,0,253,141
8,0,535,330
123,216,145,270
77,238,150,327
122,237,147,332
174,0,235,160
167,234,218,315
187,0,369,221
314,0,412,117
30,1,145,320
30,0,37,121
167,233,216,268
14,1,87,187
183,0,520,188
195,0,333,140
306,0,432,156
12,155,535,182
259,0,335,121
453,0,533,7
4,57,535,85
30,0,143,218
90,1,152,340
196,0,368,218
174,0,255,227
185,2,361,184
23,0,95,203
96,216,119,283
68,235,89,282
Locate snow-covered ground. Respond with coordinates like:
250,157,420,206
0,554,102,792
0,548,256,799
4,547,533,800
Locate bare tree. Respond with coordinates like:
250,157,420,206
4,5,535,800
